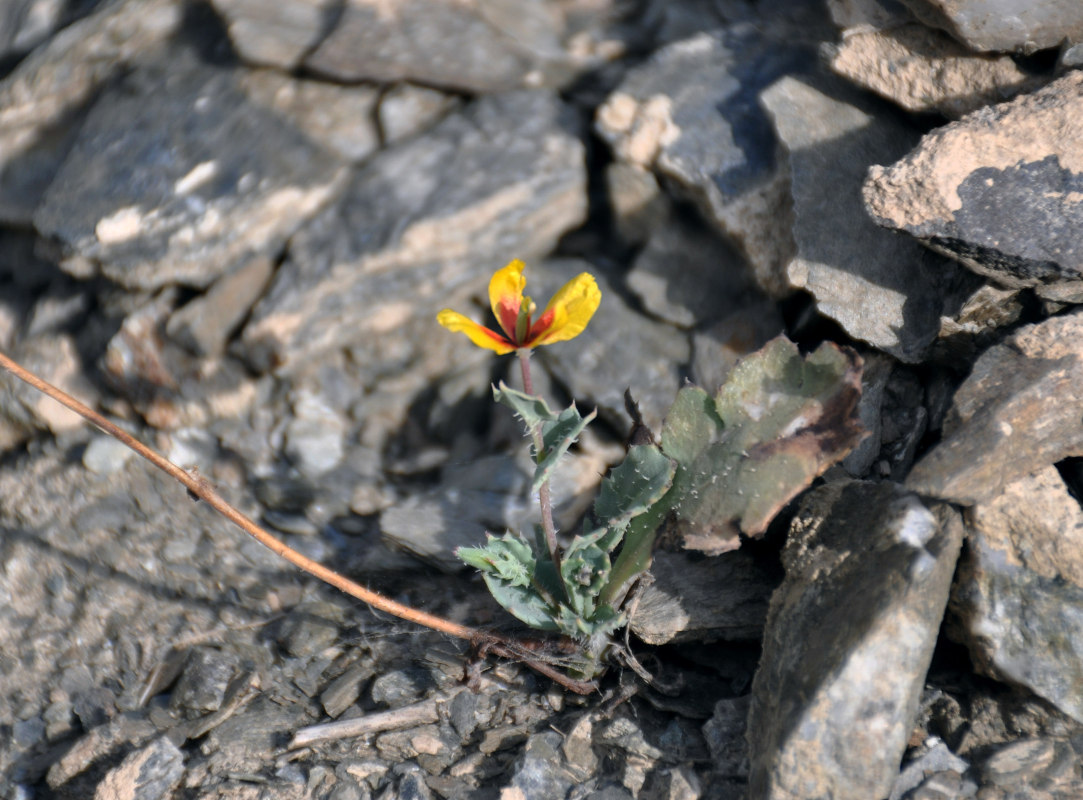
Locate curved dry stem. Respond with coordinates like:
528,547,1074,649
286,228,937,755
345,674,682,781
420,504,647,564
0,349,597,695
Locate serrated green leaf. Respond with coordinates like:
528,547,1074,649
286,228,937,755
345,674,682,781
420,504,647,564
481,573,560,631
593,444,676,529
457,532,535,587
533,404,597,493
493,382,558,428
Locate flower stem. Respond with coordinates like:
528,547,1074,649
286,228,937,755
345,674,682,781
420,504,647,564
517,349,562,580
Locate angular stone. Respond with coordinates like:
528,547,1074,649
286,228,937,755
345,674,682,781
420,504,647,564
34,46,346,290
93,736,184,800
166,256,274,356
762,74,957,363
629,550,779,644
595,28,814,298
0,333,96,449
241,90,586,374
864,70,1083,288
907,310,1083,505
950,466,1083,723
209,0,331,69
899,0,1083,53
538,259,689,431
827,0,913,30
304,0,566,92
748,481,964,800
830,23,1038,118
378,84,458,145
0,0,67,61
0,0,184,224
689,300,784,395
626,206,759,329
238,70,382,163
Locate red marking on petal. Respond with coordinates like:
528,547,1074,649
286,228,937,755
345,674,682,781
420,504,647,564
495,296,521,341
526,309,556,344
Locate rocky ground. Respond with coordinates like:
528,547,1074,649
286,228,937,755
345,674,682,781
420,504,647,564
2,0,1083,798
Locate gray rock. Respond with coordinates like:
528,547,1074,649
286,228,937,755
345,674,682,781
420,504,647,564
170,647,239,713
702,695,751,778
209,0,331,69
762,74,956,363
166,256,274,356
828,0,914,30
629,550,779,644
888,738,970,800
238,70,382,163
0,0,66,60
539,259,689,431
907,310,1083,505
595,28,813,298
45,714,158,789
505,730,578,798
976,737,1083,797
626,206,759,329
829,23,1039,118
284,388,347,478
377,84,459,145
102,291,261,430
0,0,184,224
240,90,586,374
934,282,1024,362
0,333,96,449
34,45,347,291
304,0,566,92
689,301,784,395
898,0,1083,53
842,351,894,476
604,161,667,248
92,736,184,800
950,466,1083,723
748,481,964,800
864,70,1083,288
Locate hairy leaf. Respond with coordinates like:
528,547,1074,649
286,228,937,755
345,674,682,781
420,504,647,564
663,337,865,555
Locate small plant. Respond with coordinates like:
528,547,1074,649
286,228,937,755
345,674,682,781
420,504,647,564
439,260,866,679
0,258,865,695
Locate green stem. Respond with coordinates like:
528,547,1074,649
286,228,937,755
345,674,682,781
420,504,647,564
517,349,563,584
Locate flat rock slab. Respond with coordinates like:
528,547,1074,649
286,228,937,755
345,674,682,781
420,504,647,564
748,480,963,800
900,0,1083,53
762,74,954,363
240,90,586,374
951,466,1083,724
629,549,779,644
594,28,813,298
864,70,1083,288
216,0,575,93
34,46,346,291
907,310,1083,505
829,23,1038,118
0,0,184,224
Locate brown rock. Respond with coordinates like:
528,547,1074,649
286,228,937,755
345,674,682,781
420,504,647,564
830,23,1038,118
907,310,1083,505
864,70,1083,287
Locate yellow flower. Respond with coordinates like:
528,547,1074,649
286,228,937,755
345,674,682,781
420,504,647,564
438,260,601,355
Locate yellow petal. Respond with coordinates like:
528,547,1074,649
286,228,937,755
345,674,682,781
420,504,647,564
532,273,601,346
437,309,516,355
488,259,527,337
